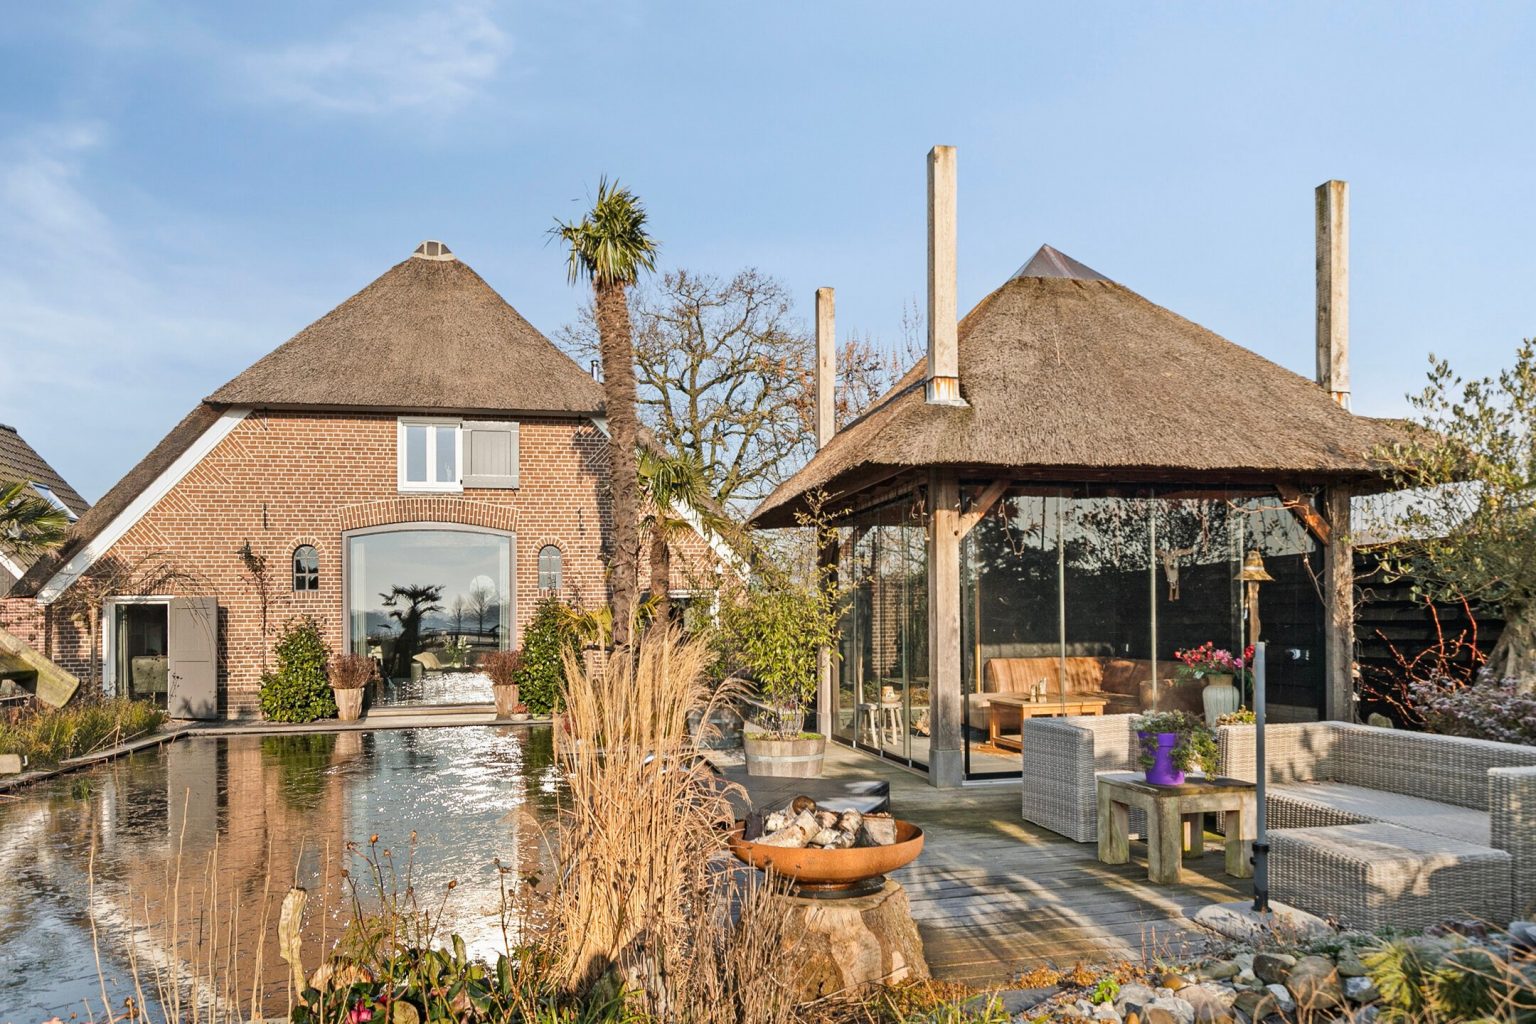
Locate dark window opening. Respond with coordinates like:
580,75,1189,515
293,545,320,591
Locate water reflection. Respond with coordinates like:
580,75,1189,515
0,726,561,1023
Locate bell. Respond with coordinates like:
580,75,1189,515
1236,548,1274,583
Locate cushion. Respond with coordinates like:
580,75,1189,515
1272,781,1491,846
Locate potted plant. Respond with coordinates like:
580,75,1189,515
1134,709,1218,786
1173,642,1253,726
508,702,530,723
328,653,376,722
480,649,524,720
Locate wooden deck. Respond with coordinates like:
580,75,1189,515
771,744,1251,986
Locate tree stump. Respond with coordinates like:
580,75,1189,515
780,880,928,1002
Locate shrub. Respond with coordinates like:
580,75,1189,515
716,583,837,736
480,648,524,688
515,598,578,715
1408,677,1536,746
328,653,376,690
259,616,337,723
0,698,167,768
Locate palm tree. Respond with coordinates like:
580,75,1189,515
381,583,445,677
1,479,71,561
554,178,659,648
638,449,727,629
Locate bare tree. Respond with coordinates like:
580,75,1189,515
561,271,921,513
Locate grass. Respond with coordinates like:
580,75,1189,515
0,696,167,768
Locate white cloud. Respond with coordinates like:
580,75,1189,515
245,1,511,115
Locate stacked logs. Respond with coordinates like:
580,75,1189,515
741,796,898,849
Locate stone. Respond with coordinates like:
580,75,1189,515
1265,984,1296,1015
1193,901,1334,945
1335,953,1367,977
1235,969,1260,988
1252,952,1296,985
1179,985,1237,1024
1161,973,1190,991
1287,955,1344,1013
1059,1001,1090,1019
1232,988,1277,1021
0,753,23,775
1144,1009,1178,1024
1354,1006,1380,1024
776,881,928,1002
1197,961,1241,981
1093,1002,1123,1021
1146,995,1196,1024
1116,983,1159,1016
1343,976,1379,1004
1233,953,1255,970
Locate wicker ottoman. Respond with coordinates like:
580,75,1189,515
1271,822,1512,930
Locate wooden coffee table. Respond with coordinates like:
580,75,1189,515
1095,772,1256,884
985,694,1107,751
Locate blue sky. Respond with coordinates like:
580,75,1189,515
3,3,1534,500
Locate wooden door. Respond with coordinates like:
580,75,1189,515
168,597,219,719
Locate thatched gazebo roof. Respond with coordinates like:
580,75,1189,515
752,246,1404,527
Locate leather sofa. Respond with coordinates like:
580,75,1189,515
967,655,1195,733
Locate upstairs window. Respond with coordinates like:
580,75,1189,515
538,544,562,591
293,545,319,591
398,420,461,492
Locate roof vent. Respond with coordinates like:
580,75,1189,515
412,240,455,261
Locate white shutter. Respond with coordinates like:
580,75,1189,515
462,421,519,489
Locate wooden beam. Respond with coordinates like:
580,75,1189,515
956,479,1011,539
1322,485,1355,721
0,625,79,708
1276,484,1332,546
927,470,964,788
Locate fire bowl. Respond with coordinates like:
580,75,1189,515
727,820,924,898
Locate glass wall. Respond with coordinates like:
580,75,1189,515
961,486,1323,779
346,527,513,704
833,498,929,769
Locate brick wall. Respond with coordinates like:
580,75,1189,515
2,408,636,716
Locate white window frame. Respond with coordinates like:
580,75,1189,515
397,418,463,493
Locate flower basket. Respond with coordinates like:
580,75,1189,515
1134,710,1217,786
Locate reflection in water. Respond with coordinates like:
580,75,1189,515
0,726,561,1023
378,670,495,707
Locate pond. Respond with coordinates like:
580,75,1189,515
0,725,561,1023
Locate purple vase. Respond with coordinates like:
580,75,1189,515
1142,731,1185,786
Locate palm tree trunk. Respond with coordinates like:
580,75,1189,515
596,280,641,648
649,528,671,629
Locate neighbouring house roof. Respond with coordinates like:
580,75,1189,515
752,245,1407,527
13,241,615,599
1,424,91,593
208,241,605,414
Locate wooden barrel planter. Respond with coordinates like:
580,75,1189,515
743,732,826,778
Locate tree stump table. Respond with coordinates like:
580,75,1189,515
1096,772,1256,884
778,880,928,1002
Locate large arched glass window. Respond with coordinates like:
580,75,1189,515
538,544,562,592
292,545,320,591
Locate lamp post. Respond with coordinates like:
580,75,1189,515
1236,549,1274,914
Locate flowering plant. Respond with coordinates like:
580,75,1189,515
1173,642,1253,684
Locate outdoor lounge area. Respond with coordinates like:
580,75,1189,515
1020,714,1536,928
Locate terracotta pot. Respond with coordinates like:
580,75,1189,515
727,820,924,891
492,683,520,718
743,732,825,778
334,687,364,722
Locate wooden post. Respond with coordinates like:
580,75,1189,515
926,470,964,787
815,287,836,449
816,531,838,738
1323,485,1355,721
0,624,80,708
1316,180,1350,408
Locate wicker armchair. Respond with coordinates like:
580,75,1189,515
1021,714,1143,842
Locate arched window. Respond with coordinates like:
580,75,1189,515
538,544,562,592
292,545,319,591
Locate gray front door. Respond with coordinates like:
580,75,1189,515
168,596,218,719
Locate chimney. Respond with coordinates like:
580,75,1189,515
1315,179,1350,408
815,286,836,448
926,145,966,406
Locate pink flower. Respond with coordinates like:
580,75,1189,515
348,1003,374,1024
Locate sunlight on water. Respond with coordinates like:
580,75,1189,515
0,726,561,1023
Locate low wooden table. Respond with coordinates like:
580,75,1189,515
1095,772,1256,884
986,695,1107,751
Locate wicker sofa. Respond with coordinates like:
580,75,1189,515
1218,722,1536,925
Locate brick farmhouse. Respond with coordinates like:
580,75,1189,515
1,241,724,717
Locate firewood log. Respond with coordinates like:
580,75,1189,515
859,814,898,847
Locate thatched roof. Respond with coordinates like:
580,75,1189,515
753,246,1405,527
0,424,88,517
208,241,603,414
13,242,607,598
